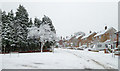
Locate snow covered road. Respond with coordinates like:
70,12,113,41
0,48,118,69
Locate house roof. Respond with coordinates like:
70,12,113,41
76,34,84,39
104,39,111,43
74,32,85,39
115,31,120,34
104,39,116,44
65,36,71,41
94,27,116,37
81,32,96,39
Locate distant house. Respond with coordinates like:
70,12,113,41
64,36,71,47
57,37,64,47
115,31,120,48
68,36,77,47
76,34,85,47
68,32,85,47
81,31,97,47
57,36,68,47
93,27,117,44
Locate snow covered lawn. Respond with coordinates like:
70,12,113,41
0,48,118,69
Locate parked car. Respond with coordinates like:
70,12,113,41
76,46,84,50
81,45,87,49
91,43,107,51
88,48,92,51
88,47,99,52
72,47,77,50
67,47,74,49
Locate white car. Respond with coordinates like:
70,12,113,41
81,45,87,49
67,47,73,49
76,46,84,50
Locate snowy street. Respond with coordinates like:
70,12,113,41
0,48,118,69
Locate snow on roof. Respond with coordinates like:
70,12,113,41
115,31,120,34
94,30,106,37
81,32,96,39
104,39,117,43
66,37,71,40
74,32,85,39
94,27,115,37
104,39,111,43
76,34,83,39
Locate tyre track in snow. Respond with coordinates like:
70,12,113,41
62,49,114,69
91,59,113,69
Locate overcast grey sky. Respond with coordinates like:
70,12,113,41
0,1,118,37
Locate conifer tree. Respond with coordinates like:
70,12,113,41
42,15,56,33
28,18,33,28
34,17,42,28
1,11,8,50
7,10,15,51
15,5,29,51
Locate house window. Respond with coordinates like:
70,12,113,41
105,44,108,48
97,44,102,48
99,35,101,39
79,42,81,46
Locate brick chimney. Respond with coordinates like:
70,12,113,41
89,31,92,33
61,36,62,40
105,26,107,30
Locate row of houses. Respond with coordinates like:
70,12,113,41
58,26,119,49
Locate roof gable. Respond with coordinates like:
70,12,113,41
94,27,116,37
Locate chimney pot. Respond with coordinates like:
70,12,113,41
90,31,92,33
105,26,107,30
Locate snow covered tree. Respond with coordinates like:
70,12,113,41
7,10,15,52
38,23,56,52
1,5,56,52
27,16,57,52
41,15,56,52
1,11,9,52
27,24,40,51
15,5,29,51
1,10,15,52
42,15,56,33
34,17,42,28
0,9,2,52
28,18,33,28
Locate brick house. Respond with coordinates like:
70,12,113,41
81,32,97,47
68,32,85,47
68,36,77,47
57,36,70,47
93,27,117,44
115,31,120,48
76,35,85,47
63,37,70,47
57,37,64,47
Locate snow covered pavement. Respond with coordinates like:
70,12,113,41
0,48,118,69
